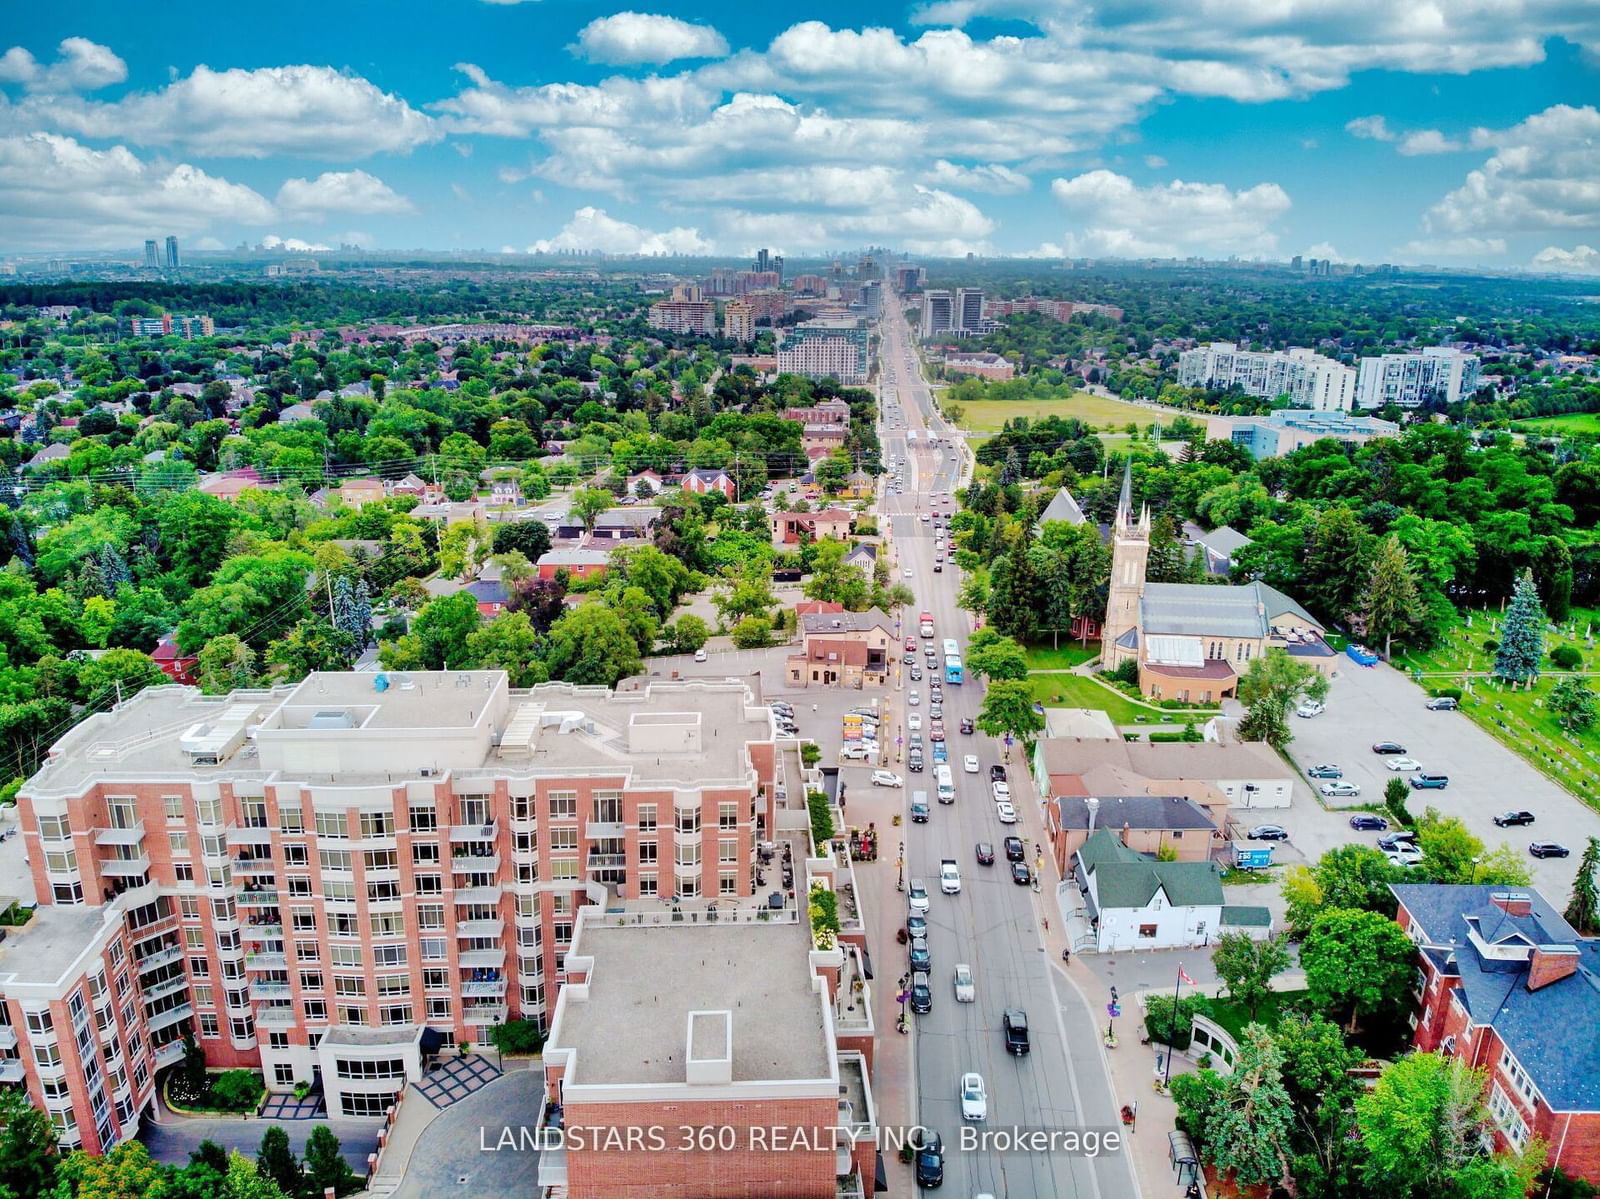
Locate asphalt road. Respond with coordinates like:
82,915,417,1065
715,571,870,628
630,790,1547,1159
878,297,1137,1199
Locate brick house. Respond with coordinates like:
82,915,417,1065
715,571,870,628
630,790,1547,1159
150,633,198,685
787,610,893,689
771,508,855,547
1046,794,1223,876
338,479,387,508
1394,884,1600,1185
537,548,610,582
683,468,737,501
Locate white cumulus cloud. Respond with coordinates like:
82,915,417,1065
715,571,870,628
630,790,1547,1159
1345,115,1395,142
1394,236,1508,261
1532,244,1600,274
0,37,126,93
1050,169,1291,258
1397,129,1463,155
923,160,1030,194
574,13,729,65
0,132,273,250
276,170,414,217
1426,104,1600,236
530,206,712,255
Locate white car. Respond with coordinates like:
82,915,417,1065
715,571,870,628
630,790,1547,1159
995,801,1018,824
992,781,1011,803
693,648,708,663
1385,757,1423,772
908,714,923,732
841,745,871,761
963,754,980,774
1386,845,1425,867
903,567,914,578
870,770,904,788
952,963,975,1003
960,1072,988,1121
908,880,930,914
908,691,921,706
940,862,961,894
1295,700,1324,718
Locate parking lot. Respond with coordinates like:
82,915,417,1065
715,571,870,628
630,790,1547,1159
1272,658,1600,896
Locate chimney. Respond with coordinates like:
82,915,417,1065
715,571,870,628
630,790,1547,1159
1528,945,1580,991
1489,892,1533,917
1085,796,1099,833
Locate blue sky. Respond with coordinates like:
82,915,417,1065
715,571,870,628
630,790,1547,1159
1,1,1597,273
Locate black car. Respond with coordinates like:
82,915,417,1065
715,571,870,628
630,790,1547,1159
908,752,924,773
1378,831,1419,851
1004,835,1025,862
1531,842,1571,859
1011,861,1032,886
1349,814,1389,831
914,1130,944,1188
1494,810,1536,827
908,936,931,972
990,764,1007,783
1372,741,1407,755
910,971,932,1014
1425,696,1458,710
1247,824,1290,841
910,800,930,823
960,717,974,734
1003,1008,1030,1055
975,841,995,865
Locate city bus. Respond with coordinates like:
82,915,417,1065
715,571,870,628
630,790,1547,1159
944,655,964,685
941,639,961,660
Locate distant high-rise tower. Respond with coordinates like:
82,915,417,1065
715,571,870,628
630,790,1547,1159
754,248,771,275
773,254,784,285
955,288,984,333
920,290,953,339
144,240,159,269
165,236,180,270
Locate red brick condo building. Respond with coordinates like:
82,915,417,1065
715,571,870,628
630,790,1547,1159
1394,883,1600,1184
0,668,882,1194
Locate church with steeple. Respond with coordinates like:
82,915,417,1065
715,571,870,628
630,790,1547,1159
1099,463,1334,704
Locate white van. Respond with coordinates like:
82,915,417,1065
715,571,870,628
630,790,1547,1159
934,764,955,804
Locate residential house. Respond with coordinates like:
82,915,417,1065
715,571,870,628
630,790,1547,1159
1046,794,1224,875
841,470,876,499
557,507,662,542
338,478,387,508
800,425,849,456
1034,737,1293,811
626,469,664,498
1070,829,1270,952
150,633,198,685
24,443,69,469
465,579,510,618
794,601,845,618
198,468,276,502
844,544,878,574
1184,524,1253,577
771,507,855,547
1036,487,1089,529
488,478,523,506
787,609,894,689
537,548,610,582
1396,884,1600,1186
277,401,316,423
682,467,736,501
388,473,443,503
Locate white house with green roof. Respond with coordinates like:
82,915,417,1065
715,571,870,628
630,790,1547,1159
1070,829,1271,952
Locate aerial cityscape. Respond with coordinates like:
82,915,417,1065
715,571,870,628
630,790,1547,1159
0,5,1599,1199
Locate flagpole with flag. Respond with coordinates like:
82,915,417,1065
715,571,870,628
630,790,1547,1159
1163,964,1195,1086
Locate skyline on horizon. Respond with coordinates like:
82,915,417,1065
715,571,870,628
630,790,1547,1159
1,1,1597,274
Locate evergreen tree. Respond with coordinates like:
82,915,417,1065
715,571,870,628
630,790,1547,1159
1146,514,1198,583
1494,570,1546,685
988,547,1039,642
257,1126,302,1197
1566,837,1600,935
303,1125,361,1198
352,579,373,648
1363,535,1420,659
331,577,371,652
1304,506,1372,623
98,542,131,590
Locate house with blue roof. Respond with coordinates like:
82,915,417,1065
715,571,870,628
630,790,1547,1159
1099,463,1335,701
1394,883,1600,1186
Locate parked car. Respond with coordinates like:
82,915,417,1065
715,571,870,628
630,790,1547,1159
1531,842,1572,859
1296,700,1324,717
906,911,927,939
1004,835,1025,862
1425,696,1459,710
1386,845,1426,868
1011,861,1032,886
1349,814,1389,831
1003,1008,1030,1055
1307,764,1342,779
952,963,975,1003
1409,774,1450,790
960,717,974,734
1384,757,1423,772
1372,741,1407,754
908,935,932,972
913,1130,944,1188
963,754,980,773
990,765,1008,783
974,842,995,865
991,781,1011,803
910,799,930,823
995,801,1018,824
908,881,930,914
1247,824,1290,841
960,1073,988,1121
910,971,932,1014
1378,831,1419,852
841,745,871,761
871,770,904,788
1493,810,1536,827
1320,781,1361,798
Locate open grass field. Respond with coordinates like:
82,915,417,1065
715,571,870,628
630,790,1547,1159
957,392,1158,433
1025,672,1215,726
1395,605,1600,808
1023,642,1100,671
1511,412,1600,436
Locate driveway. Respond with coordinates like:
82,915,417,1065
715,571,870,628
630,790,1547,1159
1279,660,1598,897
390,1070,540,1199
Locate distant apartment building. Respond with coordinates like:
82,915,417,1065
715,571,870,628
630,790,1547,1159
984,297,1124,323
12,671,788,1141
1355,347,1482,409
792,274,829,296
777,320,869,385
942,351,1014,380
859,281,882,319
128,314,214,339
893,265,925,291
744,289,789,324
165,236,180,270
1204,409,1400,458
920,290,953,339
955,287,984,333
143,240,159,270
671,283,703,302
721,300,754,343
647,300,716,336
1177,342,1356,411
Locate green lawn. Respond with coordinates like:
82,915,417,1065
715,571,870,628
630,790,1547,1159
1025,672,1214,725
1023,642,1100,671
1203,990,1307,1044
1511,412,1600,436
956,392,1158,433
1395,606,1600,809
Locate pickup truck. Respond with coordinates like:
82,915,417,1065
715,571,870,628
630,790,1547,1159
1408,773,1450,790
939,858,962,894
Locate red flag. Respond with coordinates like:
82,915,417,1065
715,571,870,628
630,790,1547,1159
1178,966,1195,987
